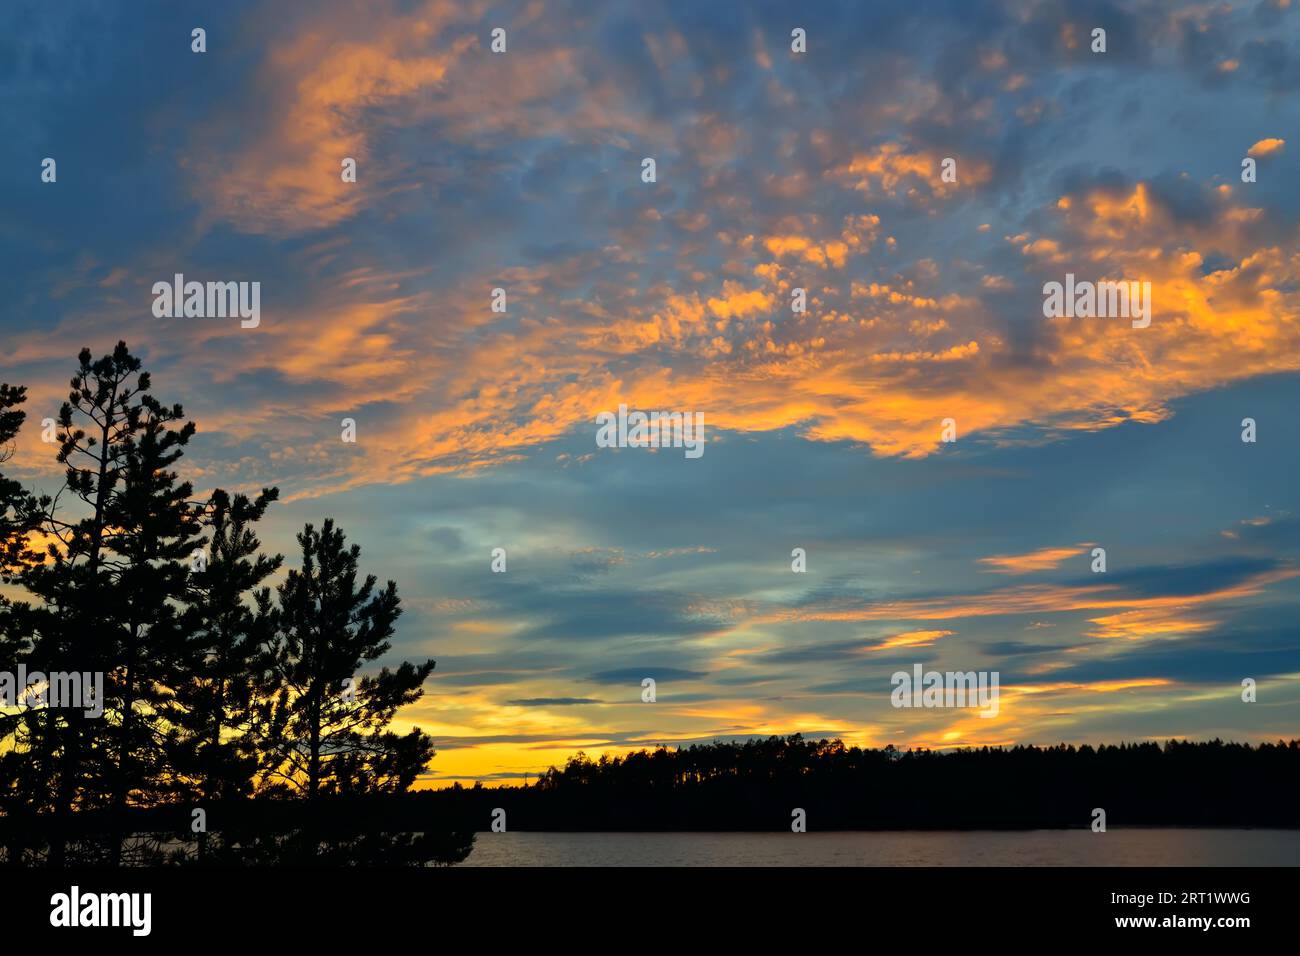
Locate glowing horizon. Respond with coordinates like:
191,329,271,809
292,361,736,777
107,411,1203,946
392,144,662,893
3,0,1298,789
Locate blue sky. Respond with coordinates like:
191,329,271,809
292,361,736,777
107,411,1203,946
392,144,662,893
2,0,1298,783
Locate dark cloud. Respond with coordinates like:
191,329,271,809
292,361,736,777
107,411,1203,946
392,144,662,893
983,640,1087,656
587,667,709,684
1009,626,1300,685
505,697,603,706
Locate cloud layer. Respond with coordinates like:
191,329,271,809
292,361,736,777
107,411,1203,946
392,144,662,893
2,0,1298,784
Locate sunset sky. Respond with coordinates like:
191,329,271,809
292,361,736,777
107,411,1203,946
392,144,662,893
3,0,1298,786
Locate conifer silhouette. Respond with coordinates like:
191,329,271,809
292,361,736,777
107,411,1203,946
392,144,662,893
0,345,466,866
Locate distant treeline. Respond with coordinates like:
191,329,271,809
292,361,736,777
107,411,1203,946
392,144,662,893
41,734,1295,850
1,732,1296,863
414,735,1300,832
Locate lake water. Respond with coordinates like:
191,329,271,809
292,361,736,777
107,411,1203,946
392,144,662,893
460,829,1300,866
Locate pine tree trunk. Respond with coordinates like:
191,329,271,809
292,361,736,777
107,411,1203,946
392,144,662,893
51,381,117,868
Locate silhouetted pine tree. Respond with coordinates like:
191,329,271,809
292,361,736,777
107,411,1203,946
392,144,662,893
0,382,41,577
22,343,202,865
1,347,468,866
266,519,435,799
262,519,438,861
0,381,48,864
164,487,282,861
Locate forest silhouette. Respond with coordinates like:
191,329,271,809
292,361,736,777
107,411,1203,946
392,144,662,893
418,735,1300,832
0,343,470,865
1,345,1296,867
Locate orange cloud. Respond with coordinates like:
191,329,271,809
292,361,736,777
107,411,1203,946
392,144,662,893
1085,608,1219,641
978,546,1084,574
1248,138,1286,158
765,565,1298,626
13,171,1300,500
189,1,472,235
868,629,955,651
829,142,992,201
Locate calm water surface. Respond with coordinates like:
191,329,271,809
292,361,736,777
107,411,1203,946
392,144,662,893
460,829,1300,866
